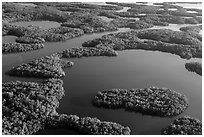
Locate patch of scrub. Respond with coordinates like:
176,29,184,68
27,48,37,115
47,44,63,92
99,16,114,22
12,21,61,30
161,116,202,135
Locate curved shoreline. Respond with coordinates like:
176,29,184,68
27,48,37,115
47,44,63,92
7,46,119,79
82,29,202,59
161,116,202,135
2,79,131,135
185,62,202,76
8,54,74,78
93,87,188,117
45,114,131,135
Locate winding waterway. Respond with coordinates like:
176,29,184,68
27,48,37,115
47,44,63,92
2,2,202,135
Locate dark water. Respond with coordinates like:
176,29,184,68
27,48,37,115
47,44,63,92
2,28,130,70
35,129,80,135
2,17,202,134
56,50,201,135
34,50,201,135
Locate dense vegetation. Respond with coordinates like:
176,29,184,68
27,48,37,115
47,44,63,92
135,29,201,46
8,54,74,78
3,23,85,43
185,62,202,76
61,46,118,58
61,12,117,34
110,18,154,29
93,87,188,117
180,25,202,33
46,114,131,135
82,29,202,59
2,79,65,135
3,42,44,53
161,116,202,135
7,46,119,78
3,79,131,135
2,23,85,54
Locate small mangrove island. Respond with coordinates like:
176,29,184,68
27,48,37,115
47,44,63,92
185,62,202,76
45,114,131,135
61,46,118,58
92,87,188,117
161,116,202,135
8,54,74,78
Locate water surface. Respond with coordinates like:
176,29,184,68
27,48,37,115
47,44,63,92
2,28,131,81
55,50,201,135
